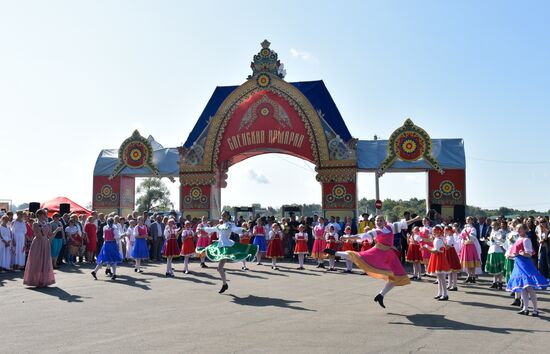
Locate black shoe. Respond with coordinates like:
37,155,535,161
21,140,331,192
219,283,228,294
472,277,476,283
517,310,529,315
242,266,249,271
433,280,439,284
374,294,385,308
328,268,337,272
532,310,539,317
449,287,458,291
511,298,521,306
410,275,418,280
105,268,112,276
434,295,442,299
166,272,171,277
91,271,97,280
184,270,189,274
138,269,143,273
319,263,326,269
316,263,322,268
498,282,504,290
344,269,352,273
134,268,138,272
462,276,470,284
490,282,497,289
438,296,449,301
111,274,116,280
324,248,336,256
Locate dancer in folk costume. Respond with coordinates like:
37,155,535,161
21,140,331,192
424,225,451,301
460,216,482,283
485,221,507,290
325,225,339,271
131,216,149,273
341,226,356,273
239,222,252,270
506,224,549,316
504,221,522,306
0,216,13,271
267,223,284,270
125,219,137,263
11,211,27,270
406,226,423,280
311,217,327,268
252,218,267,265
419,217,433,275
326,215,413,309
163,219,181,277
195,216,211,268
180,221,195,274
23,209,60,287
294,224,309,270
444,225,461,291
197,211,258,293
91,218,123,280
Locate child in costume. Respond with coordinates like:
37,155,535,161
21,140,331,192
239,222,252,270
180,221,195,274
425,225,451,301
406,226,423,280
444,225,461,291
341,226,355,273
267,223,284,270
252,219,267,265
92,218,122,280
195,216,211,268
294,224,309,270
131,216,149,273
311,217,327,268
459,216,481,283
506,223,549,316
163,219,181,277
486,221,506,290
419,217,432,275
325,225,339,271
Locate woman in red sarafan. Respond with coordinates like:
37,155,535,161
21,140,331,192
425,225,451,301
267,223,284,270
293,224,309,270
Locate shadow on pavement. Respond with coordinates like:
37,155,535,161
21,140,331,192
387,313,548,334
0,271,22,286
108,275,152,290
32,286,88,303
226,270,268,280
228,294,315,312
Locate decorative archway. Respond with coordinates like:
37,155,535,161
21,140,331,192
179,40,358,219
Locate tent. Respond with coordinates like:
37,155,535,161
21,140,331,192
41,196,92,217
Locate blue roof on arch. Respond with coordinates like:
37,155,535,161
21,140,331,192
357,138,466,171
183,80,352,148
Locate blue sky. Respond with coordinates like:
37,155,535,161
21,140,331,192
1,1,549,211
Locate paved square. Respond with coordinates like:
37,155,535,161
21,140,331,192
1,260,549,353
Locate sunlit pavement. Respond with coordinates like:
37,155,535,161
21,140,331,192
1,259,549,353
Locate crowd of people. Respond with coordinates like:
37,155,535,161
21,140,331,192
1,207,548,314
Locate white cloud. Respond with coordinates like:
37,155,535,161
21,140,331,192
248,169,270,184
290,48,313,60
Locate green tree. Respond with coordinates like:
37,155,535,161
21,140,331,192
136,178,172,212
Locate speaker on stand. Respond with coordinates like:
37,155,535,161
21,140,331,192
59,203,71,216
29,202,40,214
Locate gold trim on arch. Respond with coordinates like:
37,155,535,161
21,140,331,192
182,74,333,174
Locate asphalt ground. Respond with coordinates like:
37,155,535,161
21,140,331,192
1,258,549,354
